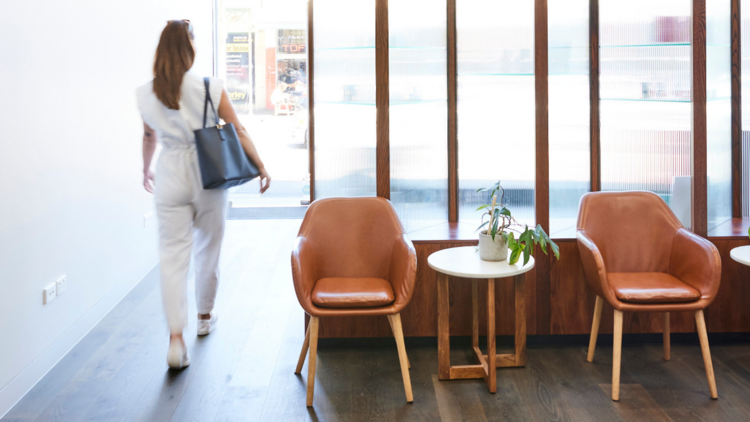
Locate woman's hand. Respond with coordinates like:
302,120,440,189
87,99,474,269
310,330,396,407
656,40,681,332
259,168,271,194
144,170,155,194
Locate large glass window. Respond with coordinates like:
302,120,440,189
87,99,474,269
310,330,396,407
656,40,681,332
313,0,377,198
548,0,590,238
215,1,310,209
457,0,535,226
599,1,692,229
389,0,448,232
707,0,732,230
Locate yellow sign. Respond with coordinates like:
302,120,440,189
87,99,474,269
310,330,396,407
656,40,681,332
226,44,249,53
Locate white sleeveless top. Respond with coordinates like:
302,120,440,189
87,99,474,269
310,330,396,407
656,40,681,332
136,71,224,151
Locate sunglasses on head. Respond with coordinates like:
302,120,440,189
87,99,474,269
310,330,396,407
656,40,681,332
168,19,194,39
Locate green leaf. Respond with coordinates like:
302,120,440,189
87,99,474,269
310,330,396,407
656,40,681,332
476,204,491,211
476,221,489,232
509,243,524,265
519,227,533,244
501,232,510,242
476,187,488,193
523,240,531,265
491,214,500,239
499,206,511,217
550,239,560,260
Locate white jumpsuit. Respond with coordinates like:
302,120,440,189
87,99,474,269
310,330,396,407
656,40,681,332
136,71,228,335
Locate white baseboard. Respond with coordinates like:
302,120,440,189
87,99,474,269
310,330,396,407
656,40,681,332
0,253,159,418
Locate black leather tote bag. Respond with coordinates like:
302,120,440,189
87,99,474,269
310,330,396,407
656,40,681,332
194,77,260,189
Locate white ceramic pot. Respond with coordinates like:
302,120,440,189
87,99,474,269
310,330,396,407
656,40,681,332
478,230,508,261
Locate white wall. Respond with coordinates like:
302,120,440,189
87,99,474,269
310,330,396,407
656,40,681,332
0,0,214,416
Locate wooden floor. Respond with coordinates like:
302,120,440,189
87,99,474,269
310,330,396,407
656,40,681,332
5,219,750,422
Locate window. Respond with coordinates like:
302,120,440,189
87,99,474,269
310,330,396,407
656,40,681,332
389,0,448,232
599,0,692,228
313,0,377,198
548,0,590,238
215,2,310,208
707,0,732,230
457,0,535,226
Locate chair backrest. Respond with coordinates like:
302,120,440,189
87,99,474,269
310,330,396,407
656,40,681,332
576,191,683,273
298,197,404,279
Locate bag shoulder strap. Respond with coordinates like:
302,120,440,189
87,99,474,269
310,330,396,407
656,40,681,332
202,77,219,128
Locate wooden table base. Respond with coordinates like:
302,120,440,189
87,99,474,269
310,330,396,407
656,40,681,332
437,272,527,393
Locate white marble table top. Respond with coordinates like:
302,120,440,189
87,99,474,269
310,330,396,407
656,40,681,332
427,246,535,279
730,245,750,267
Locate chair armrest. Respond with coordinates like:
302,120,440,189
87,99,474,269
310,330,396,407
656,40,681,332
389,234,418,312
291,236,319,315
577,231,618,306
669,228,721,301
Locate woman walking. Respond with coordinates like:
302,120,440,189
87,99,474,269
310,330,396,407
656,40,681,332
136,20,270,369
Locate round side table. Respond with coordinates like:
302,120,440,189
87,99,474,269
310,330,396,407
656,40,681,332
428,246,535,393
731,245,750,266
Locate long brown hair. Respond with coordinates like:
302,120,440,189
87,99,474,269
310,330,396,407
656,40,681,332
153,20,195,110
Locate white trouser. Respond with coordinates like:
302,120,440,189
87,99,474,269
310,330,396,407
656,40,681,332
155,147,228,334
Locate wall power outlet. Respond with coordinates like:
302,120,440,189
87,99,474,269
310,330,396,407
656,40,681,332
56,276,67,295
43,284,57,305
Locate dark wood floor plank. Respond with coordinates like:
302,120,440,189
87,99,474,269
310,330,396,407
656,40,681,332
168,222,299,422
121,221,294,422
597,384,671,422
31,285,164,422
534,347,625,422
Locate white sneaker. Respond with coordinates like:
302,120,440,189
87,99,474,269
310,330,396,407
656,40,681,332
167,338,190,369
197,312,218,336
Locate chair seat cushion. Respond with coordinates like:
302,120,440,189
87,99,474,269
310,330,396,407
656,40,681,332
312,277,395,308
609,272,701,304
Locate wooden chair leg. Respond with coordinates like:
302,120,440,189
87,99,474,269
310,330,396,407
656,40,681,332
306,316,319,407
663,312,670,361
387,316,410,368
695,310,718,399
388,313,414,403
295,320,312,374
587,296,604,362
612,309,623,401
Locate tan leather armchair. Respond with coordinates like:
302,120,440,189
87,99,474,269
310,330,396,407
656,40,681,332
578,191,721,401
291,197,417,407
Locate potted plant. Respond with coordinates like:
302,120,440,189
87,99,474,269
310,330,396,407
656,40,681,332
476,181,560,265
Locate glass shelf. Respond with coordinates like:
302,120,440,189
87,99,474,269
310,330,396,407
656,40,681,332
600,98,690,103
600,42,689,48
389,46,445,50
549,45,589,49
457,72,534,77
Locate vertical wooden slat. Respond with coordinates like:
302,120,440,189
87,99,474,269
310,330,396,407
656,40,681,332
732,0,742,218
376,0,390,199
447,0,458,222
535,0,551,335
307,0,316,202
589,0,601,192
693,0,708,237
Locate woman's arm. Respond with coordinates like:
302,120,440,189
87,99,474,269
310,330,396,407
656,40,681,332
217,89,271,193
142,122,156,193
